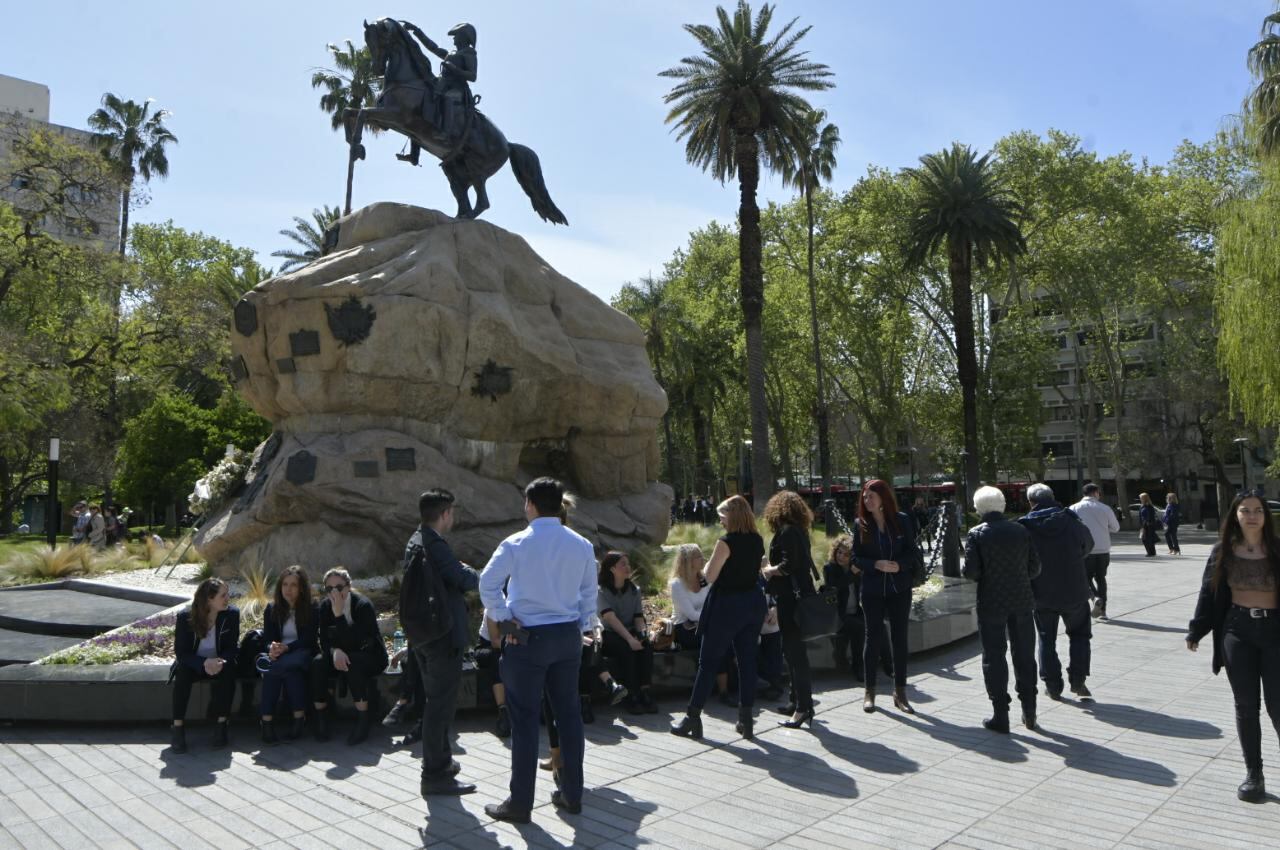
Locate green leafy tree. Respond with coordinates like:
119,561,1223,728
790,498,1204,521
114,394,212,527
312,41,380,214
660,0,833,511
779,109,839,523
87,93,177,257
272,205,342,272
904,143,1026,504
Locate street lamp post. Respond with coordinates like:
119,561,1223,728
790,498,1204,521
1234,437,1250,492
46,438,60,550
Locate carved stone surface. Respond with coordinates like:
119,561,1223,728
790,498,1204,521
229,356,249,383
325,297,376,346
233,432,282,514
289,330,321,357
195,204,671,576
285,451,317,485
353,460,379,478
276,357,296,374
385,448,416,471
234,299,258,336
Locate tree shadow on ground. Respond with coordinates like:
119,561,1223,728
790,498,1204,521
727,734,859,799
1080,701,1222,740
1022,727,1179,787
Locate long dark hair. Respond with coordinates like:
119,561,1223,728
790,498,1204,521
1212,492,1280,592
273,565,313,630
191,578,227,637
857,479,901,541
598,551,633,592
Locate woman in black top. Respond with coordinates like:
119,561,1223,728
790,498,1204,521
171,578,239,753
311,567,389,745
852,479,922,714
258,565,319,745
761,490,818,729
1187,492,1280,802
1138,492,1159,557
670,494,767,741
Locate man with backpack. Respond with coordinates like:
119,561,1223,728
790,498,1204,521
401,488,480,797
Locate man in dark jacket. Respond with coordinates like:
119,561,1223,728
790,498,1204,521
408,488,481,796
1018,483,1096,701
963,486,1042,732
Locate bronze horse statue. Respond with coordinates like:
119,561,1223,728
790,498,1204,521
347,18,568,225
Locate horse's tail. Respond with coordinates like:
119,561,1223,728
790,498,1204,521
508,143,568,225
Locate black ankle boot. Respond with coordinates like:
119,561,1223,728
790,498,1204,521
736,707,754,740
287,715,307,740
983,710,1010,734
347,709,372,745
170,725,188,754
1239,767,1266,803
212,721,228,749
313,711,330,742
670,711,703,740
260,719,279,747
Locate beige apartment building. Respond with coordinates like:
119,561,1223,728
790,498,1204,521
0,72,119,251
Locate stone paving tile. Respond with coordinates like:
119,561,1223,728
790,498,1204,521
5,532,1276,849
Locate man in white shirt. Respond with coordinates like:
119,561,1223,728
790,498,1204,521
1069,483,1121,620
479,477,597,823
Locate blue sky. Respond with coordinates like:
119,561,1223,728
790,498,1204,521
3,0,1268,301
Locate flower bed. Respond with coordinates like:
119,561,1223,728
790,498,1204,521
39,612,177,666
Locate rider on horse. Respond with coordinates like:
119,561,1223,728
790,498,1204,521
397,21,477,165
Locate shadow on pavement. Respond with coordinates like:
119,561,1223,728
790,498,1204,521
1023,727,1179,787
1080,701,1222,740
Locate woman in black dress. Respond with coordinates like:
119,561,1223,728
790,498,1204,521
761,490,818,729
670,495,767,740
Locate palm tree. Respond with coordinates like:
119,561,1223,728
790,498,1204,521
87,93,178,257
780,109,839,530
1248,11,1280,157
661,0,833,512
311,40,380,214
904,143,1025,507
272,205,342,272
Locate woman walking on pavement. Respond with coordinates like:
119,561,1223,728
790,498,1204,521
1187,491,1280,803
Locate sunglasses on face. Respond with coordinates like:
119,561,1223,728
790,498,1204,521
325,584,349,593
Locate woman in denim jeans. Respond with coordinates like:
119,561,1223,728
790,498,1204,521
1187,492,1280,803
258,566,318,745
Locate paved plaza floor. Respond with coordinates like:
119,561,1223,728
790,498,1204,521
2,530,1278,848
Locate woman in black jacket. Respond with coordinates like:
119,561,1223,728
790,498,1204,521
1138,492,1159,557
852,479,921,714
1187,491,1280,803
171,578,239,753
258,565,319,745
311,567,389,745
762,490,818,729
1163,493,1182,555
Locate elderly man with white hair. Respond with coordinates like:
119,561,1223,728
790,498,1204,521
963,486,1042,732
1018,482,1096,701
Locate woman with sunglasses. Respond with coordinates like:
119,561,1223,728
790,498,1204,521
311,568,388,744
1187,491,1280,802
851,479,922,714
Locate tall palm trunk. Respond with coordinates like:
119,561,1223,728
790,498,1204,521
804,186,832,531
105,180,133,505
344,149,357,216
948,238,981,508
735,130,773,513
116,184,131,257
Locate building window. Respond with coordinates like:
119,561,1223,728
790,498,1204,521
1041,441,1075,459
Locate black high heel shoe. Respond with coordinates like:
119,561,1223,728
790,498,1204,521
778,709,814,730
893,688,915,715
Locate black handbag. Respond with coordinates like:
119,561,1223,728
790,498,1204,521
790,547,839,638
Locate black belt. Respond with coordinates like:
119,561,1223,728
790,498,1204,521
1232,605,1278,619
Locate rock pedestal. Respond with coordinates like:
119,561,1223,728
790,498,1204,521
197,203,672,574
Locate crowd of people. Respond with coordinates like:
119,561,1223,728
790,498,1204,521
164,476,1280,821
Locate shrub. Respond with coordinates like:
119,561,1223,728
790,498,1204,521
40,612,177,665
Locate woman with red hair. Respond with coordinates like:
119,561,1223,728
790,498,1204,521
851,479,922,714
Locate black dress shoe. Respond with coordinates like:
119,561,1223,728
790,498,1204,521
421,778,477,797
382,701,409,726
484,799,531,823
1022,712,1037,731
551,789,582,814
983,713,1010,734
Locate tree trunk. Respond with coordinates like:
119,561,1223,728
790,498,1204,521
948,239,982,511
804,188,833,533
104,182,132,506
691,402,713,496
736,130,773,512
0,454,10,535
652,357,678,489
345,148,357,215
117,184,131,257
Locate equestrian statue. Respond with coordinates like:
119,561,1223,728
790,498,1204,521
346,18,568,225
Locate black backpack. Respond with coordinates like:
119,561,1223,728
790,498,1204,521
400,530,453,644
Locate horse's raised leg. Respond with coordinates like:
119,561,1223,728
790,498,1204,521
441,162,473,219
471,177,491,219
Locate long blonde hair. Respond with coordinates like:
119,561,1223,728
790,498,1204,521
672,544,705,593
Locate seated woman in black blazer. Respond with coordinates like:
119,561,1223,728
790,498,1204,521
258,565,319,745
311,567,389,745
171,578,239,753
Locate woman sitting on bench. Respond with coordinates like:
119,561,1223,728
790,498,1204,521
170,578,239,753
258,565,318,745
311,568,388,745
